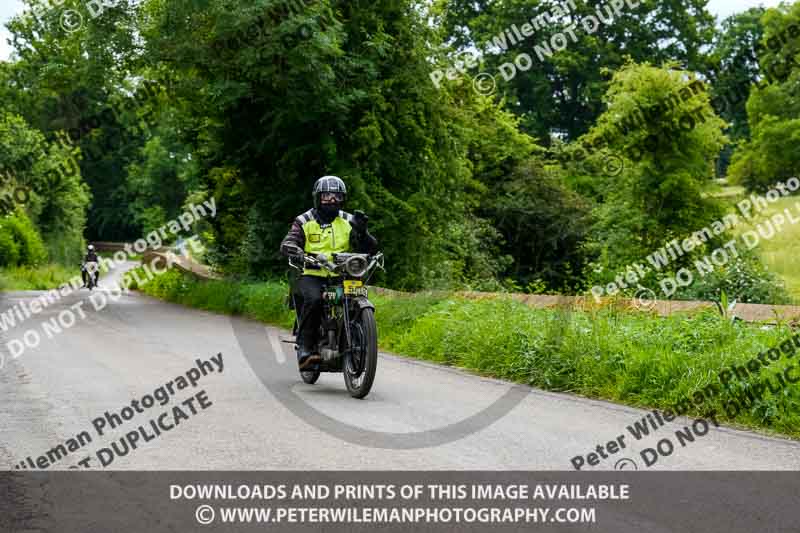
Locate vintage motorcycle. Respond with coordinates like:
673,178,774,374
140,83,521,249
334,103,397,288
288,251,384,399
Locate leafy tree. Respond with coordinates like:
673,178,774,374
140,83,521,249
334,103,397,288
5,0,791,297
0,211,47,267
0,112,90,263
485,158,593,291
582,62,728,272
140,0,547,289
706,8,765,176
5,0,154,241
433,0,716,140
729,3,800,192
707,8,765,140
125,128,201,236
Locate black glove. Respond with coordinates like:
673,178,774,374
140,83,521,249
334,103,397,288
352,210,369,234
283,243,305,259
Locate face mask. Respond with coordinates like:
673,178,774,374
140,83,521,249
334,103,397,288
318,203,340,222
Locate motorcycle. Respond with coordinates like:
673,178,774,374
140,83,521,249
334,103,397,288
82,261,99,290
288,251,384,399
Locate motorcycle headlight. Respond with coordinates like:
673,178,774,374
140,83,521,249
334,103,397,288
344,255,369,277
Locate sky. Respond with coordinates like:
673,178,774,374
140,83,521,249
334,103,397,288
0,0,24,61
0,0,789,61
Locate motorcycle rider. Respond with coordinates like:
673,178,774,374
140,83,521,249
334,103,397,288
81,244,99,287
280,176,378,370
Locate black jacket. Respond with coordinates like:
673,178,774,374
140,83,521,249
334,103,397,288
280,208,378,257
84,251,98,263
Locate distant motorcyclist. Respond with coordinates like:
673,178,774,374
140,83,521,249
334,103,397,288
81,244,99,287
280,176,378,370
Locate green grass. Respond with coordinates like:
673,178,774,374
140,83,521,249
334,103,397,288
126,266,297,328
0,264,77,290
135,268,800,439
733,195,800,303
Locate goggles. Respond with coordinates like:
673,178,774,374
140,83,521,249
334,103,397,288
320,192,344,202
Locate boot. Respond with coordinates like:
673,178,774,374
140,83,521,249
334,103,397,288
297,347,320,370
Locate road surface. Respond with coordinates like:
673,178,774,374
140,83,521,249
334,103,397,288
1,262,799,471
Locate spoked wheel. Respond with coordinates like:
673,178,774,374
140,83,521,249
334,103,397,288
344,308,378,399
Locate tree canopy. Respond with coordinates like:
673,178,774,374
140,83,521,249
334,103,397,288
1,0,797,302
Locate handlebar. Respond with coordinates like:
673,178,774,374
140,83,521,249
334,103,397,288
289,251,384,280
302,253,338,273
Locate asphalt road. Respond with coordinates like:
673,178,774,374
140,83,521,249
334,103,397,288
1,263,800,472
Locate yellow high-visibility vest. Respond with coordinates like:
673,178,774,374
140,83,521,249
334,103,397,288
298,209,354,277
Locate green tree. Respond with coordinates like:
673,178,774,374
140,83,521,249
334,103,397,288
583,62,728,272
485,158,593,291
141,0,546,289
707,8,765,176
125,128,201,236
729,3,800,192
5,0,156,241
433,0,716,140
0,112,90,263
708,8,765,140
0,211,47,268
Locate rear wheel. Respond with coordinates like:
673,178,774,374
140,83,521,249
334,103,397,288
344,308,378,399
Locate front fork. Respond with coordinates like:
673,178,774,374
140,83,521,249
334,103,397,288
342,297,353,351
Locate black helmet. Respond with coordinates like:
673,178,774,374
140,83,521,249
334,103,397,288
312,176,347,209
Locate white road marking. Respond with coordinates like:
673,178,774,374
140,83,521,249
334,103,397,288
268,328,287,364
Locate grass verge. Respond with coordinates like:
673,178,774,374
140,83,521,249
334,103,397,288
135,267,800,438
734,195,800,303
0,264,76,290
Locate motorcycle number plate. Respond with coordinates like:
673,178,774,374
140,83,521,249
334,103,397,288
343,280,366,296
323,290,338,301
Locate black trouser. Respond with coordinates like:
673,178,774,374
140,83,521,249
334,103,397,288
293,275,335,352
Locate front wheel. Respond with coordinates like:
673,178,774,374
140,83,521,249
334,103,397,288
344,307,378,399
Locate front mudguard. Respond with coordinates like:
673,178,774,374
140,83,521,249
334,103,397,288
351,297,375,313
